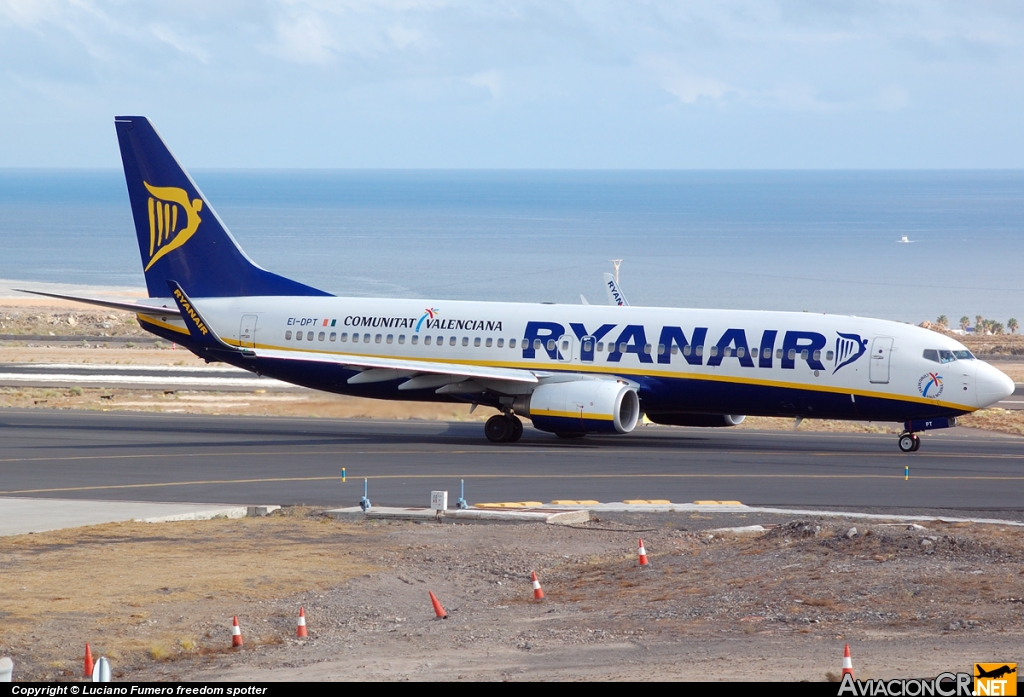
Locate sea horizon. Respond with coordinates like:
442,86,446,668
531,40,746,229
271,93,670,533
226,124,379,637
2,168,1022,325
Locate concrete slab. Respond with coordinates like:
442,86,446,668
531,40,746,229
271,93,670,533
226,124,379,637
325,506,590,526
0,497,250,536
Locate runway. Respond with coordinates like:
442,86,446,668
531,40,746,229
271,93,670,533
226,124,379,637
1,409,1023,514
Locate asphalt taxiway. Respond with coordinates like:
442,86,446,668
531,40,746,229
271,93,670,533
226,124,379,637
1,409,1022,514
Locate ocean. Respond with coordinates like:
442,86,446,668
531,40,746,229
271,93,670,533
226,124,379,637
1,169,1022,324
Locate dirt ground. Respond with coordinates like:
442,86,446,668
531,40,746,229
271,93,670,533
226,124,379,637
1,510,1022,681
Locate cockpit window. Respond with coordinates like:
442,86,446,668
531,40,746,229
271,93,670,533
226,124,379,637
924,348,973,363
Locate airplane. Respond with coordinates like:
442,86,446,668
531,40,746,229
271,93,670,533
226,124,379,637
22,116,1016,451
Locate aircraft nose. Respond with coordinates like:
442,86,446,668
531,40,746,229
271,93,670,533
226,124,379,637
975,361,1016,408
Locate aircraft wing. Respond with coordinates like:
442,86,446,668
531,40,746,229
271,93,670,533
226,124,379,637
12,289,181,316
251,347,540,385
603,273,629,306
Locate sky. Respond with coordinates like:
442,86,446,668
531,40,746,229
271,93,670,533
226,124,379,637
2,0,1024,168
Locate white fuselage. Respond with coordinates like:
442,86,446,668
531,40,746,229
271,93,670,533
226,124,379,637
138,295,1014,422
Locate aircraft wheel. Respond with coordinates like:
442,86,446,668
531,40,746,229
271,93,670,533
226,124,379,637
508,416,523,443
911,434,921,452
485,414,512,443
898,433,916,453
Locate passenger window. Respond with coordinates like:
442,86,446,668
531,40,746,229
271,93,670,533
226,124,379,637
411,335,418,345
547,339,556,351
788,349,796,360
475,337,482,347
398,335,405,344
825,350,833,361
696,345,703,356
763,348,771,359
813,350,820,361
450,336,457,346
509,339,516,349
534,339,543,350
329,332,336,342
709,346,719,357
644,343,652,355
657,344,666,355
318,331,325,341
462,337,469,347
596,342,604,352
800,350,809,361
307,332,314,341
737,347,746,358
386,334,393,344
340,332,348,342
619,343,627,353
495,338,502,348
424,336,432,346
375,334,382,344
723,347,732,357
285,330,292,340
583,339,593,352
776,349,783,359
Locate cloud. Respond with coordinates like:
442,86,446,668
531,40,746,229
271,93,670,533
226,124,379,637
642,55,737,104
466,69,501,99
875,84,910,111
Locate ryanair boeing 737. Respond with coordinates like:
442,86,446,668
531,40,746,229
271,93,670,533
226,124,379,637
24,117,1016,451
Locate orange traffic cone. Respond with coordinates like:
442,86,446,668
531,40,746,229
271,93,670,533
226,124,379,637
231,616,243,647
638,538,649,566
429,591,448,619
83,643,94,678
296,607,308,638
531,571,545,600
842,644,854,679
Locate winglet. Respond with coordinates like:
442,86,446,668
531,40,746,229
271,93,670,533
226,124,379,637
166,280,236,352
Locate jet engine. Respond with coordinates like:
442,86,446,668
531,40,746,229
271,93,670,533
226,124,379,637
513,380,640,435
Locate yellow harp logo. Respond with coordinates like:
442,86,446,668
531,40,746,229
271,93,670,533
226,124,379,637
143,182,203,271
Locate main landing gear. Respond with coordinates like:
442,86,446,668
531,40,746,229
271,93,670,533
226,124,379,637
898,432,921,453
485,413,523,443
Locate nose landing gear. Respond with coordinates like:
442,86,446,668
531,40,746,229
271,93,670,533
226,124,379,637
485,413,523,443
898,432,921,453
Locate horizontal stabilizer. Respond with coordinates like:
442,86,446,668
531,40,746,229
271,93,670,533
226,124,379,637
13,288,181,316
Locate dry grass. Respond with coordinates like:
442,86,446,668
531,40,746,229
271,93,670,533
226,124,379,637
0,512,378,674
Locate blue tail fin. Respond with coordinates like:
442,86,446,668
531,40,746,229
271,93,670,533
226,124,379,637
115,116,331,298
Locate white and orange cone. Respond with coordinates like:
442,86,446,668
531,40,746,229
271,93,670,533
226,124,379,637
429,591,448,619
231,616,243,648
531,571,545,600
638,538,649,567
83,643,94,678
296,607,308,638
842,644,854,679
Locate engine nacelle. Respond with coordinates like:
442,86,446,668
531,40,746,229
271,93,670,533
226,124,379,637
513,380,640,435
646,413,746,428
